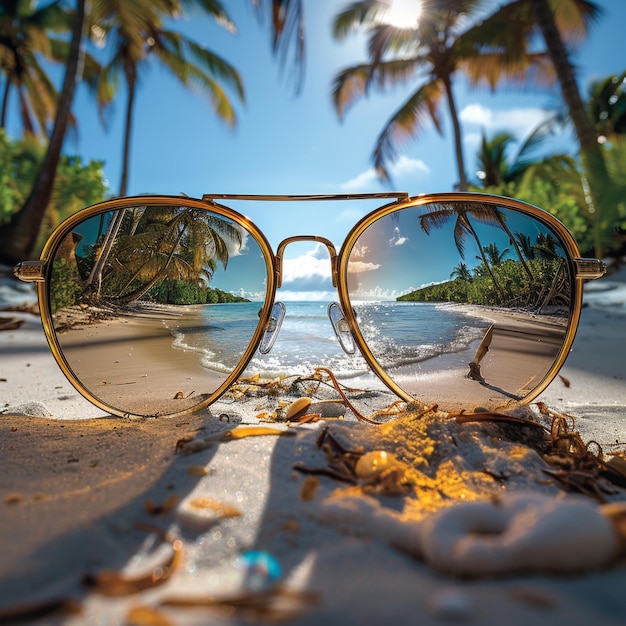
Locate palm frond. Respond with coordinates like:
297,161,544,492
551,0,602,44
252,0,305,90
372,79,443,179
367,23,418,66
332,1,388,41
331,64,372,118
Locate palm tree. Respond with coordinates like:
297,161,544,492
525,0,602,158
419,202,504,294
483,242,509,266
331,0,553,189
94,205,243,303
93,0,244,196
496,0,612,256
474,126,556,189
534,232,560,259
0,0,73,136
514,231,536,260
0,0,88,266
450,261,472,282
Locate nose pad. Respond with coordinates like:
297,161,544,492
328,302,356,355
258,302,286,354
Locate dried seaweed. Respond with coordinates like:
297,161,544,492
83,526,183,597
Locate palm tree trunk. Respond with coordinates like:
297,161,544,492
462,215,503,296
442,74,468,192
529,0,609,257
528,0,598,155
493,211,533,279
0,0,86,266
119,63,137,197
85,208,127,296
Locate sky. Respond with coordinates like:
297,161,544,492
6,0,626,300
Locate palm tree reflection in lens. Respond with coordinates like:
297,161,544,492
48,203,268,417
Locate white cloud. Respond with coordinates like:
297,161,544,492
340,168,380,191
389,226,408,247
392,155,430,177
281,243,333,291
340,155,430,192
347,260,381,273
276,290,337,302
460,104,552,140
226,227,249,257
350,284,398,300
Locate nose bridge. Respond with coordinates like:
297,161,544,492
275,235,339,289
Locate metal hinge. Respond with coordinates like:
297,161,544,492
13,261,45,283
574,258,607,280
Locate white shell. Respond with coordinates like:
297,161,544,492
355,450,400,480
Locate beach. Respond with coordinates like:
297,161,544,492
1,265,626,625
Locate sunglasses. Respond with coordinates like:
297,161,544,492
14,192,605,419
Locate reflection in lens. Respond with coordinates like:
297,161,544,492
48,204,269,417
345,200,573,411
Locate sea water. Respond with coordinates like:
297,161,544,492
170,300,489,380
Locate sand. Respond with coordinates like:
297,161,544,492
1,265,626,625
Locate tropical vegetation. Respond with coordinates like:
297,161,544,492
0,130,107,250
49,205,249,312
398,256,567,309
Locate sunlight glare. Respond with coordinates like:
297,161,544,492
381,0,422,29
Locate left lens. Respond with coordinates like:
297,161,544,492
45,200,272,417
340,196,579,412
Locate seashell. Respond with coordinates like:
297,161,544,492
355,450,400,480
286,397,312,420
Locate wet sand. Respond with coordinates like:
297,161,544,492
347,305,570,413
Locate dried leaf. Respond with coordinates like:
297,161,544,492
0,317,23,331
186,465,211,477
285,397,312,420
84,533,183,597
206,426,296,442
188,497,241,518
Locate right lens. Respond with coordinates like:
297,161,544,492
44,200,272,417
341,196,579,412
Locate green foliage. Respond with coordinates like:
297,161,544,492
49,257,82,314
471,138,626,257
149,280,249,305
398,258,565,309
0,130,107,248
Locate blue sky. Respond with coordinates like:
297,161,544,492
7,0,626,300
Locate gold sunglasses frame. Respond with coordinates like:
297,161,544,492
15,191,606,418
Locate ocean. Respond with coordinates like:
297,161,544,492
170,300,490,380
